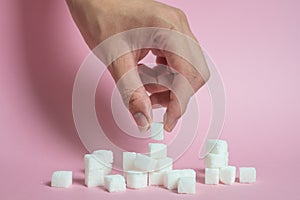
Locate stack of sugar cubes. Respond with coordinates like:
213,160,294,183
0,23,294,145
51,150,118,189
50,123,256,193
204,139,256,185
77,122,195,194
84,150,127,192
123,142,196,194
51,122,196,194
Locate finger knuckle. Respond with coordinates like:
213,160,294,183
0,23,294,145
168,8,186,23
152,6,187,29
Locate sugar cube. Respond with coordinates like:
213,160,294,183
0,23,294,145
85,169,105,187
104,174,126,192
204,153,228,168
149,171,166,186
123,152,136,171
164,169,196,190
156,157,173,171
134,153,157,172
85,154,100,171
239,167,256,183
149,143,167,159
51,171,72,188
126,170,148,189
84,154,112,173
205,168,219,185
178,177,196,194
151,122,164,140
206,139,228,154
92,150,113,164
220,166,236,185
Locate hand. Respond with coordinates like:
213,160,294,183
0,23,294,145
66,0,210,132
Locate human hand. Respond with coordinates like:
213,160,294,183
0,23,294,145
66,0,210,132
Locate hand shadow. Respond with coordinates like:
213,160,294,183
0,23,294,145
19,0,89,154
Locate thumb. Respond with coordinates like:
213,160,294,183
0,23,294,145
109,53,152,133
128,86,152,133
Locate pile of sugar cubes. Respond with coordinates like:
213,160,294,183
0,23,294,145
51,123,256,194
51,146,196,193
204,139,256,185
122,143,196,194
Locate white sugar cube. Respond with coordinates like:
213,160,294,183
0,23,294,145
85,154,100,171
85,169,105,187
149,143,167,159
205,168,219,185
51,171,72,188
178,177,196,194
103,163,112,174
126,170,148,189
164,169,196,190
151,122,164,140
104,174,126,192
84,154,112,171
156,157,173,171
134,153,157,172
123,152,136,171
92,150,113,163
239,167,256,183
84,154,112,173
206,139,228,154
204,153,228,168
220,166,236,185
149,171,166,186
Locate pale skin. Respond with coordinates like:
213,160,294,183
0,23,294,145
66,0,209,132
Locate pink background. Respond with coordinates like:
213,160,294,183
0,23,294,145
1,0,300,199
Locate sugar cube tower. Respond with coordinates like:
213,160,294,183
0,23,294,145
122,138,196,193
204,139,256,185
84,150,113,187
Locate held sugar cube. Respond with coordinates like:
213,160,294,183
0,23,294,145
178,177,196,194
126,170,148,189
206,139,228,154
51,171,72,188
204,153,228,168
220,166,236,185
205,168,219,185
150,122,164,140
149,143,167,159
239,167,256,183
104,174,126,192
134,153,157,172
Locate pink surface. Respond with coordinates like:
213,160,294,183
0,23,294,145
1,0,300,199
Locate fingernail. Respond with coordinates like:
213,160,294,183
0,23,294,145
163,113,176,132
148,109,153,122
133,112,150,133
